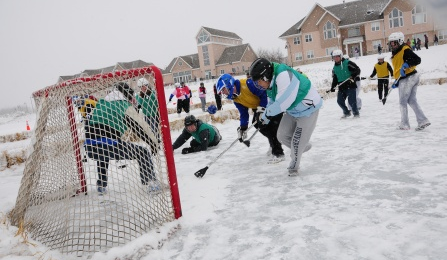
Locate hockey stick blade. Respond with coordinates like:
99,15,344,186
243,140,250,147
194,166,209,178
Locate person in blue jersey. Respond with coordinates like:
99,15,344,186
330,49,361,118
216,73,285,163
249,58,323,176
172,115,221,154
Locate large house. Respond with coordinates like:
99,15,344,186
280,0,447,66
162,27,258,85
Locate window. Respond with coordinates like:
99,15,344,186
173,71,192,84
348,27,361,37
293,36,301,45
294,52,303,61
205,70,211,80
202,45,210,66
371,22,380,32
389,8,403,28
372,40,382,50
178,61,183,66
197,29,210,44
220,69,225,75
324,21,336,40
307,50,314,59
438,30,447,40
231,68,236,73
326,47,338,56
305,34,312,42
412,4,426,24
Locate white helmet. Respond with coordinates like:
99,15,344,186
137,78,149,87
377,54,385,60
343,54,350,60
388,32,405,45
174,82,181,88
332,49,343,57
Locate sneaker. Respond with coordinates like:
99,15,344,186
97,186,107,195
268,154,285,164
288,169,299,177
396,125,410,130
341,112,352,119
415,122,431,131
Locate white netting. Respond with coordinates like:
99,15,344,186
9,67,181,256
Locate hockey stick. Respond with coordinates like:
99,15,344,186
194,124,255,178
326,78,352,93
382,77,401,105
243,128,259,147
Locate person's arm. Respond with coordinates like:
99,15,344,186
387,63,394,77
331,70,338,89
370,67,377,78
264,70,300,117
197,129,211,151
172,128,192,150
348,61,361,79
403,49,421,67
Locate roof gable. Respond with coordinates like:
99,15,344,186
197,26,242,40
216,44,250,65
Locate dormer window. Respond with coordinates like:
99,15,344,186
197,29,210,44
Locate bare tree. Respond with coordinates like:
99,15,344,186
257,48,286,64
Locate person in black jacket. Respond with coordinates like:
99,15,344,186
172,115,221,154
369,54,394,101
330,49,361,118
213,83,222,110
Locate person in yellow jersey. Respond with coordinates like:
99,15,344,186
389,31,430,131
369,54,394,101
216,73,285,163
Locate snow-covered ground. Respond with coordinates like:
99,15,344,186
1,45,447,260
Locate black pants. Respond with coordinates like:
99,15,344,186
378,79,389,100
86,141,154,188
254,113,284,156
215,94,222,110
177,99,190,114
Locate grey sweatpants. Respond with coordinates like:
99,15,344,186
398,73,429,128
277,110,319,172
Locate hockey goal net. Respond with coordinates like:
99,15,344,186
9,66,181,256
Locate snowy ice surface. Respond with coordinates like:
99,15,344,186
1,45,447,260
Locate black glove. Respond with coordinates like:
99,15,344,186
237,126,247,142
330,87,336,92
253,106,265,124
181,147,195,154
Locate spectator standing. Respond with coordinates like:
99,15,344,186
424,34,429,49
249,58,323,176
434,34,439,46
198,82,207,112
388,31,430,131
369,54,394,101
354,47,359,59
416,38,422,51
169,82,192,117
377,43,383,55
329,50,361,118
172,115,221,154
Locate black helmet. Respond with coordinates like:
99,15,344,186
184,115,197,127
249,58,273,82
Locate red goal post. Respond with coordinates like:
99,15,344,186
9,65,181,256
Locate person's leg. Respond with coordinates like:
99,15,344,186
406,74,430,127
278,111,319,174
378,80,384,100
337,90,351,116
355,81,362,109
397,78,412,129
346,88,359,116
184,99,190,114
260,113,284,157
176,100,182,116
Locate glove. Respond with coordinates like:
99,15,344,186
181,147,195,154
168,98,172,102
237,126,248,142
392,81,399,89
259,111,270,125
253,106,265,124
348,78,355,83
330,87,336,92
400,63,409,77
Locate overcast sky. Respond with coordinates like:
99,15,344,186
1,0,444,110
1,0,359,109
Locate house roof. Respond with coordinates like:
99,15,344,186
57,60,152,83
279,0,389,38
162,54,200,75
216,44,251,65
201,26,242,40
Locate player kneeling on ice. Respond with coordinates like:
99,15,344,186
172,115,222,154
249,58,323,176
215,73,285,163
